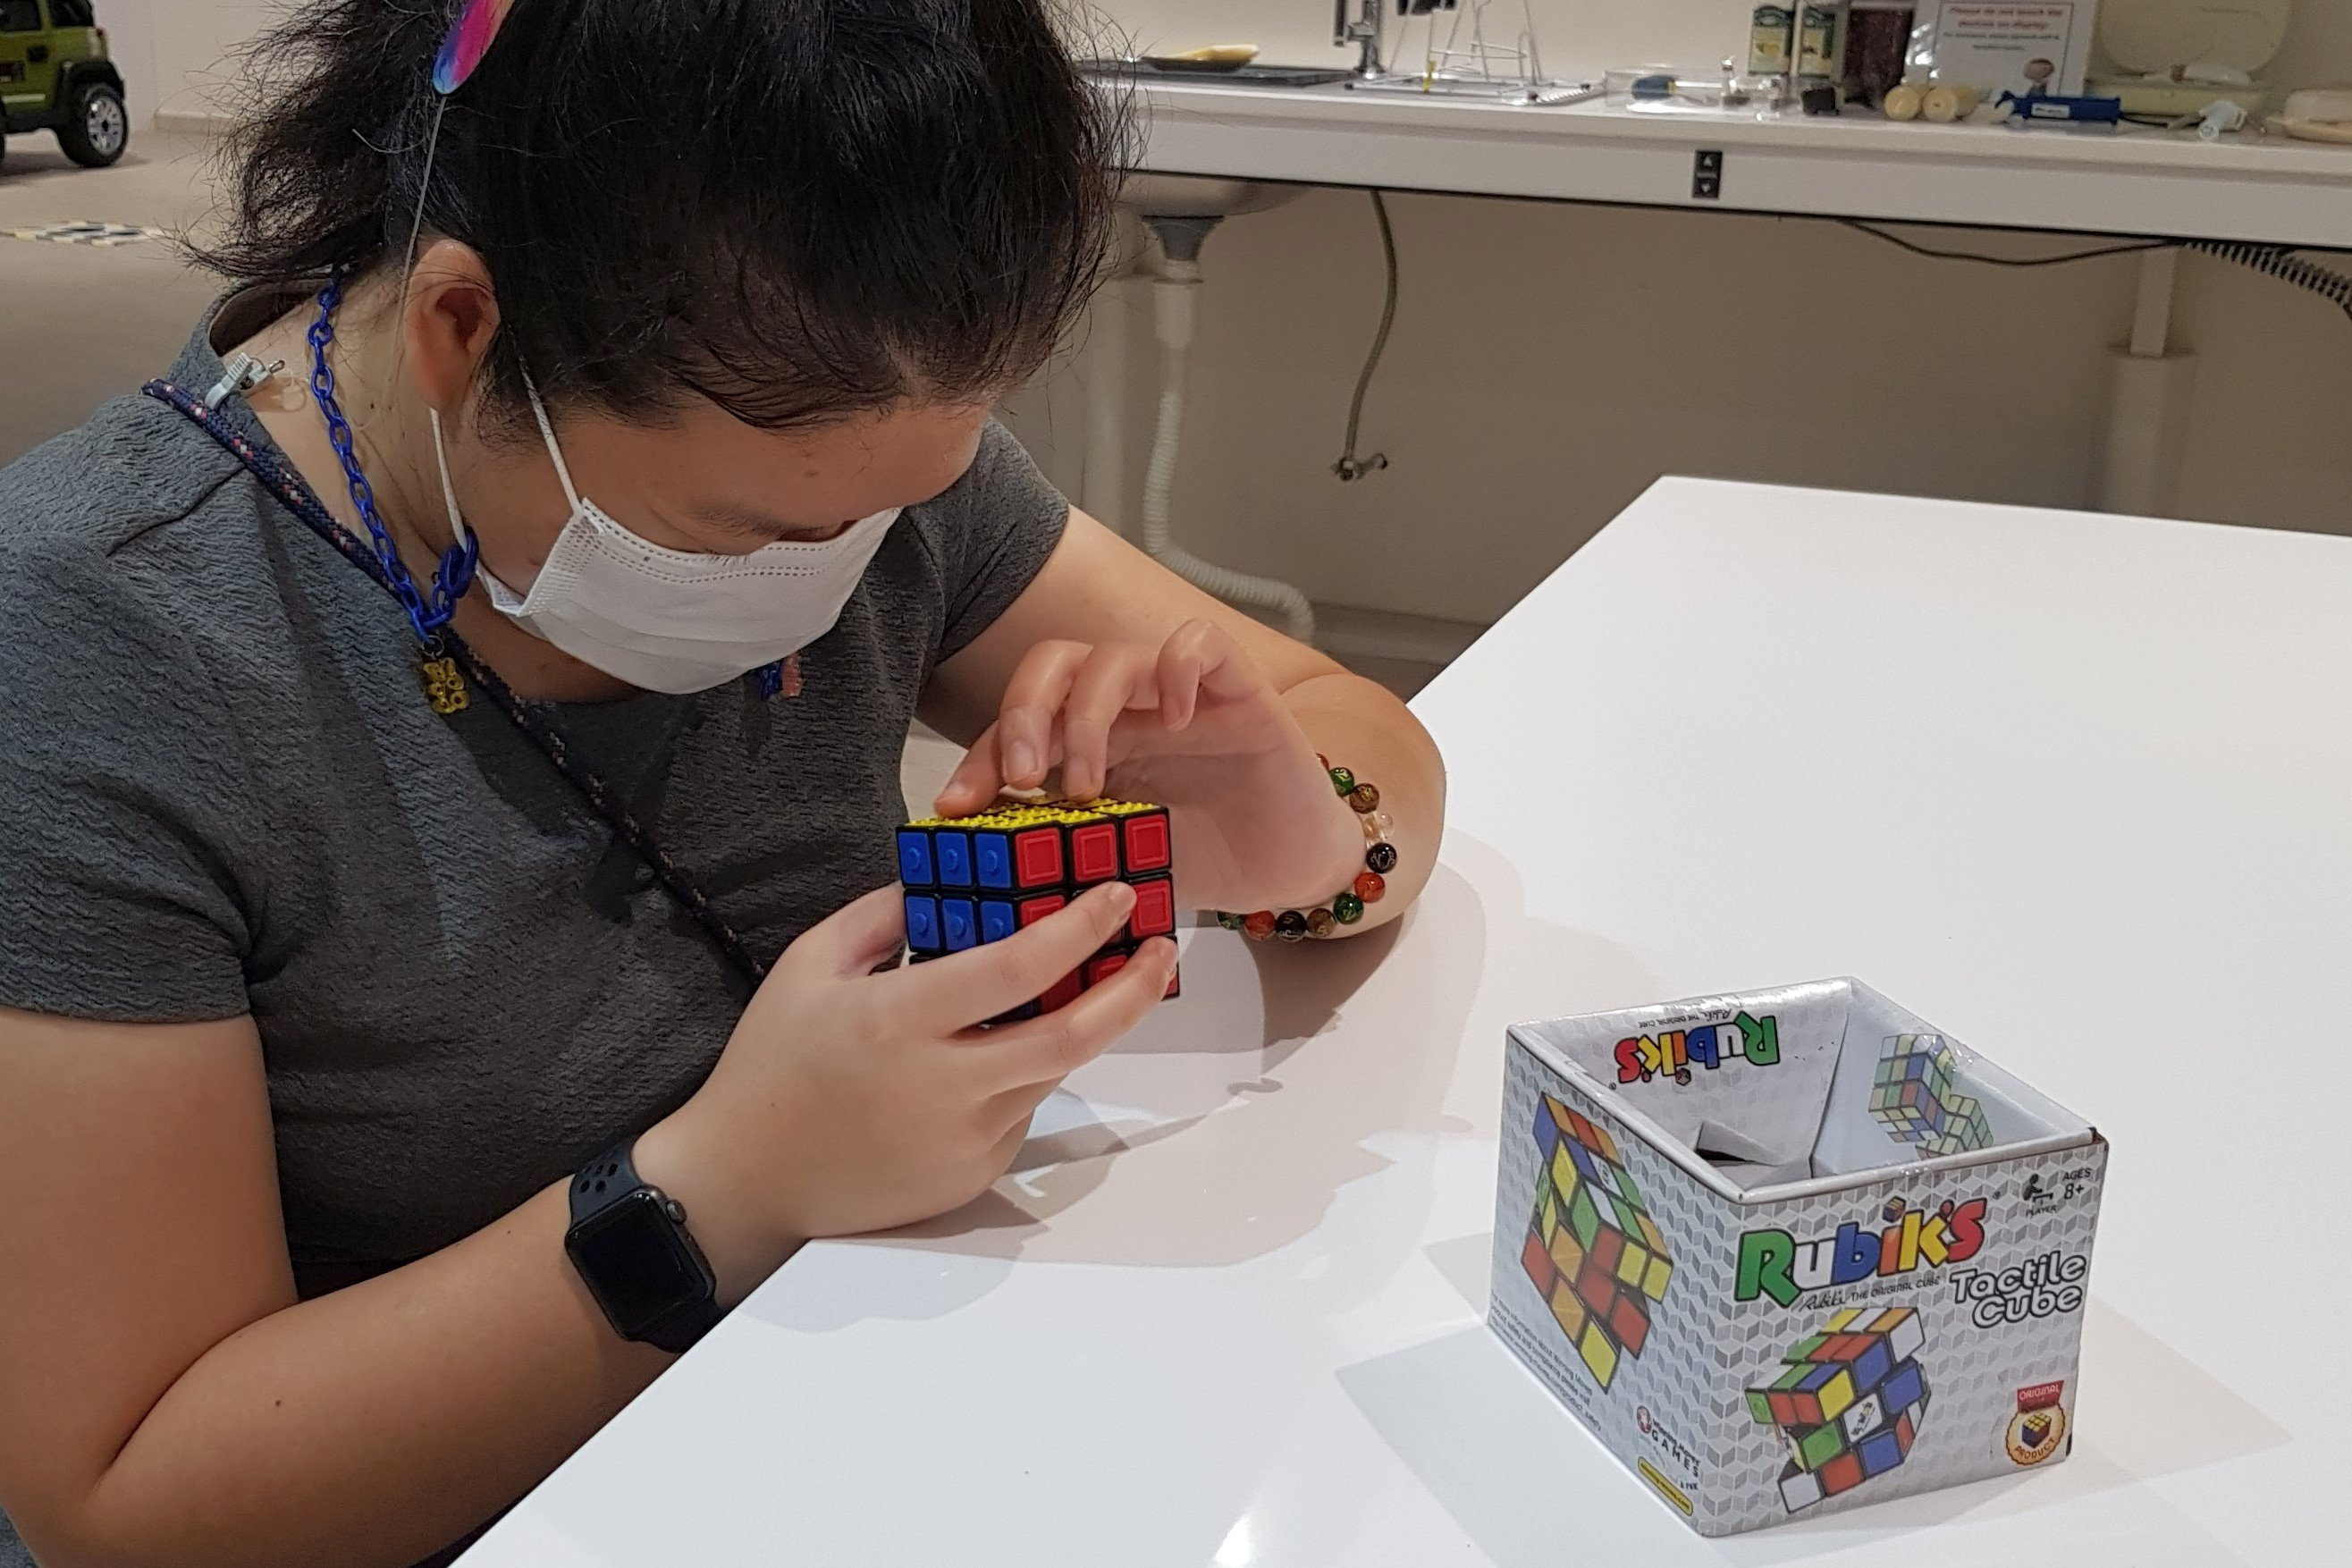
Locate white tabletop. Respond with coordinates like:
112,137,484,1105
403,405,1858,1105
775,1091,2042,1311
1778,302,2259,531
1128,77,2352,248
462,479,2351,1567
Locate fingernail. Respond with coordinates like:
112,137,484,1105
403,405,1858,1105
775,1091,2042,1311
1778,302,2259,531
1104,881,1136,910
1006,740,1038,781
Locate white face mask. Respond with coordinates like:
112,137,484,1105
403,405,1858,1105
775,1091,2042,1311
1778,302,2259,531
429,383,901,695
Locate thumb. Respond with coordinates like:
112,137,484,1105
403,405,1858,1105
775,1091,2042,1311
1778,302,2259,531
793,883,910,978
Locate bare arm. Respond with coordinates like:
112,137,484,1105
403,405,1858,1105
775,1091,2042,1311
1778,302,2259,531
0,881,1171,1568
0,1007,677,1568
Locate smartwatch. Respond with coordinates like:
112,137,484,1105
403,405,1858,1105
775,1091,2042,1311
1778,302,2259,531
564,1141,723,1354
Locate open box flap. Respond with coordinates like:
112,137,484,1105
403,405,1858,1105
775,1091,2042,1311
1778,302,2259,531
1508,978,2096,1205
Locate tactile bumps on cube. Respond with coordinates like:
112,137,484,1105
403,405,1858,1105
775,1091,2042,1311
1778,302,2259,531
1868,1033,1994,1155
1518,1093,1675,1389
898,797,1177,1020
1747,1306,1934,1513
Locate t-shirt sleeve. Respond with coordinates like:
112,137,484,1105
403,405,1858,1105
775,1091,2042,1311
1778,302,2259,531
0,550,255,1023
924,420,1071,659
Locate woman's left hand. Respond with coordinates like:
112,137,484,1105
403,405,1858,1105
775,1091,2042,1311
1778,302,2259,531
933,620,1365,915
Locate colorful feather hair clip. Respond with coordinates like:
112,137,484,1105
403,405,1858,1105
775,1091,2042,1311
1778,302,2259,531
433,0,520,95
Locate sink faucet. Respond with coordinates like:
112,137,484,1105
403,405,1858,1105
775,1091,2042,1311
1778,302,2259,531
1334,0,1384,80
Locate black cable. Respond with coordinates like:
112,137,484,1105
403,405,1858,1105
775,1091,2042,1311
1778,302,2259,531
2180,240,2352,326
1334,189,1397,481
1836,216,2352,328
1837,218,2175,267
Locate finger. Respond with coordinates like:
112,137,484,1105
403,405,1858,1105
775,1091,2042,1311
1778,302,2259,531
788,884,909,979
1182,618,1267,706
996,641,1092,791
1153,620,1223,732
976,936,1179,1091
933,721,1006,818
892,880,1139,1025
1059,645,1158,802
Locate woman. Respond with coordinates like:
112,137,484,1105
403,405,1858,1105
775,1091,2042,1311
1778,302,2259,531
0,3,1442,1564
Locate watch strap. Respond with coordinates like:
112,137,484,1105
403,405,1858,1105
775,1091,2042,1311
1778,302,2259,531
568,1140,724,1354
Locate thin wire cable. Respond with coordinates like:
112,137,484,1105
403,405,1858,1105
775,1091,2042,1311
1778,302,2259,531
1335,190,1398,481
1838,218,2175,267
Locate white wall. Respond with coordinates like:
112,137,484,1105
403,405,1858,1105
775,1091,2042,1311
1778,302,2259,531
96,0,277,126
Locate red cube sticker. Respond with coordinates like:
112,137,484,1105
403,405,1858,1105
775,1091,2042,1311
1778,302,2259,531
1123,811,1171,873
1017,892,1066,928
1085,953,1128,987
1013,827,1064,888
1128,876,1176,939
1069,822,1119,882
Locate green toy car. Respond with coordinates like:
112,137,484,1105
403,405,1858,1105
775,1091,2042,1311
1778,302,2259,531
0,0,129,169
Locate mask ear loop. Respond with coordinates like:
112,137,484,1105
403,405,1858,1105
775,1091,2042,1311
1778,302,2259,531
521,369,586,516
428,407,472,552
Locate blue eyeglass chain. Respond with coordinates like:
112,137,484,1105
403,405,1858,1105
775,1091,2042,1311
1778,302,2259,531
308,270,481,712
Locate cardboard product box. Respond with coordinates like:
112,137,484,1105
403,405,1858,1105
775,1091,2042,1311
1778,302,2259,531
1487,979,2107,1536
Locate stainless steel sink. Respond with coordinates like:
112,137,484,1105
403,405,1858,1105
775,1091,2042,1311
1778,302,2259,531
1345,71,1598,106
1117,174,1305,221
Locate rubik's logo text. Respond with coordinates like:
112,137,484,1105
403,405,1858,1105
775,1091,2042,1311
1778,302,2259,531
1735,1193,1987,1308
1748,1306,1933,1513
1518,1095,1674,1391
1614,1012,1780,1086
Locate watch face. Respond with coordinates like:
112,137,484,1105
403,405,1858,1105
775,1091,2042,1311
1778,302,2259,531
567,1191,706,1328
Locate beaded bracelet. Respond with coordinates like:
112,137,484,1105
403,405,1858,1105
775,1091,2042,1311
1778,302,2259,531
1216,756,1396,941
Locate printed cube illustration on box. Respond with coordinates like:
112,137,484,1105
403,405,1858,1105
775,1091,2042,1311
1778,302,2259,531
1488,978,2107,1535
1870,1033,1994,1155
1748,1304,1931,1512
1520,1095,1674,1391
897,797,1177,1019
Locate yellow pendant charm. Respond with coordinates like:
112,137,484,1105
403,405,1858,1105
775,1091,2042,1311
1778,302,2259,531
420,653,468,715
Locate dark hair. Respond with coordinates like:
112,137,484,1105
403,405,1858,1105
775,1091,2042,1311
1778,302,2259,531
201,0,1124,432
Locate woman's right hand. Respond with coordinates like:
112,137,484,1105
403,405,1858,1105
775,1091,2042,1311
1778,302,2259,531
636,880,1175,1280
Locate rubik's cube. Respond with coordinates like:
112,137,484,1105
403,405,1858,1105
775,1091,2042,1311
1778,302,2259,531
1517,1094,1674,1391
897,797,1177,1021
1869,1034,1994,1156
2019,1409,2054,1449
1747,1306,1932,1513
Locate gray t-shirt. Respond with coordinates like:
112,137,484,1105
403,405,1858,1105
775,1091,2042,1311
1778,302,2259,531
0,291,1065,1565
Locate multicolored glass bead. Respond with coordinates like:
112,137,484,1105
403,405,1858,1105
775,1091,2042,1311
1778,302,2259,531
1243,910,1276,940
1306,907,1337,938
1348,782,1381,813
1333,891,1365,923
1360,810,1392,839
1275,910,1310,941
1354,871,1387,903
1328,765,1356,796
1365,840,1398,874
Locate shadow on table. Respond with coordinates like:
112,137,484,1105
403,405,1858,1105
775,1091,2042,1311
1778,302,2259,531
1336,1293,2282,1568
863,831,1658,1269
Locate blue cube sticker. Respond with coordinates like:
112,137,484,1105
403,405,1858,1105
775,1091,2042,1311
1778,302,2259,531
979,898,1016,943
897,830,935,889
905,894,942,953
942,898,978,951
974,831,1014,889
936,830,974,888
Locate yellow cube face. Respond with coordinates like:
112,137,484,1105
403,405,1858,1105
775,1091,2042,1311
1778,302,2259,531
1825,1306,1864,1332
1579,1319,1621,1387
1637,1210,1665,1253
1817,1370,1856,1423
1548,1227,1586,1278
1642,1252,1673,1302
1539,1191,1560,1243
1550,1144,1581,1204
1615,1238,1648,1287
1549,1281,1588,1340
